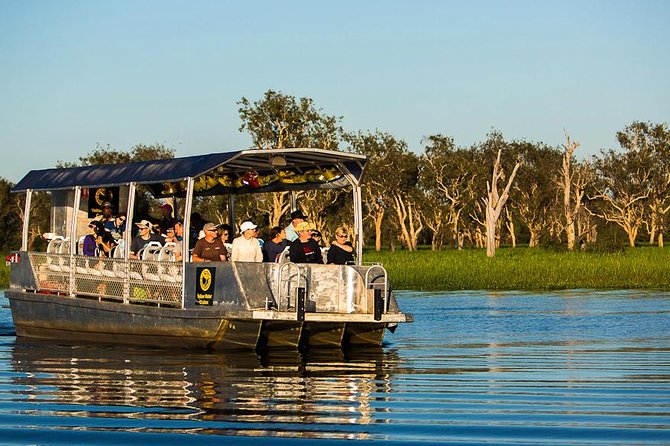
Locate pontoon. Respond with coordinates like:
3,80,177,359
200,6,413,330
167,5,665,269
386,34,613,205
6,148,412,350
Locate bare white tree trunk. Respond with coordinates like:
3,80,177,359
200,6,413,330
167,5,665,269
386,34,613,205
561,132,580,251
485,150,521,257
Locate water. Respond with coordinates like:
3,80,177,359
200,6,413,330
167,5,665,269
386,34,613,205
1,289,669,445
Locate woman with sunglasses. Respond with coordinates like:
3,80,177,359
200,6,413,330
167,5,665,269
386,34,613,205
327,226,354,265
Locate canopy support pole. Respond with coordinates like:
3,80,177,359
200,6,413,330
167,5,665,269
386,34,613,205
181,177,195,309
353,185,364,264
21,189,32,252
69,186,81,296
122,183,136,303
228,195,235,227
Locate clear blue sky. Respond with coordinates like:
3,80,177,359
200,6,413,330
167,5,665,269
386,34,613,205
1,0,668,182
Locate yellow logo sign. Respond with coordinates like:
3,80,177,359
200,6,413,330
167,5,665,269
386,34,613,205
199,268,212,292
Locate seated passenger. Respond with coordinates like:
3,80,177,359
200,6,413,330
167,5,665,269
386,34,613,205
129,220,163,259
231,221,263,262
96,224,117,257
289,222,323,264
83,221,99,256
284,210,307,242
263,226,288,262
327,226,355,265
158,203,176,235
192,222,227,262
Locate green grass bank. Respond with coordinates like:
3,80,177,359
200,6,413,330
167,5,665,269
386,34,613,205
1,247,669,291
363,247,670,291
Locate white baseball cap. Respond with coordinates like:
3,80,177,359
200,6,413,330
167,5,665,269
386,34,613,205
240,221,257,232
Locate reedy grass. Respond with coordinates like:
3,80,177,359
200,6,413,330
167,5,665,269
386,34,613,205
363,246,670,291
1,248,669,291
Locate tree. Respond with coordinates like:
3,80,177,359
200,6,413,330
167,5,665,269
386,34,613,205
237,90,342,227
0,178,21,250
616,121,670,246
346,130,421,251
509,140,562,248
477,132,522,257
590,148,652,247
420,135,479,249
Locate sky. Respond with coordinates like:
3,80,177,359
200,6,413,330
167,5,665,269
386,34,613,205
0,0,668,182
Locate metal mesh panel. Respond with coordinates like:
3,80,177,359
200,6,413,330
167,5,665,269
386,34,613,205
28,252,71,293
128,258,183,306
27,252,183,307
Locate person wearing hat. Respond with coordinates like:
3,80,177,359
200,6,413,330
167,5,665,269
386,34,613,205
192,222,227,262
288,221,323,264
129,220,163,259
231,221,263,262
285,210,307,242
101,202,117,232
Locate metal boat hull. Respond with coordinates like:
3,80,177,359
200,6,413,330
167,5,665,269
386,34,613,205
6,290,399,350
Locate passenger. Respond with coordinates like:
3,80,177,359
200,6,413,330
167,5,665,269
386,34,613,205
327,226,355,265
192,222,227,262
96,223,117,257
101,202,116,232
263,226,287,262
129,220,162,259
289,222,323,264
189,212,204,247
163,226,179,244
161,220,183,261
218,223,233,259
285,210,307,242
110,211,127,240
158,203,176,235
231,221,263,262
311,229,323,246
217,224,232,243
82,221,99,256
174,220,184,241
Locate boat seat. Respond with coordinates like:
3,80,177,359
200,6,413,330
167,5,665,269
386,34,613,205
140,242,163,261
277,246,290,263
158,242,177,261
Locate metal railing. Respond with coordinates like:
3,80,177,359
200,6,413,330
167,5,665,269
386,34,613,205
28,252,183,307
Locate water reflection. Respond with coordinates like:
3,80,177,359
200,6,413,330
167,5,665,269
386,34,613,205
10,341,401,438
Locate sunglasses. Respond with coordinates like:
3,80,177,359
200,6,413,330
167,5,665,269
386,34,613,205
336,234,347,237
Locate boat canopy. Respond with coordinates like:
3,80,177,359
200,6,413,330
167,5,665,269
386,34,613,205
12,148,367,196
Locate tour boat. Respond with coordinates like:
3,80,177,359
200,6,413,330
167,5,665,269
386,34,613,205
6,148,412,350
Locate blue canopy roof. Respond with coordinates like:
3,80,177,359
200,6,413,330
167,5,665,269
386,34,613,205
12,148,367,195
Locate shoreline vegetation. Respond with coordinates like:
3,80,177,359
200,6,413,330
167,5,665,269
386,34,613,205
2,247,669,291
363,246,670,291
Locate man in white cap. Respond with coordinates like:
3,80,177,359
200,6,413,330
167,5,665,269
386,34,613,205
129,220,162,259
231,221,263,262
192,222,227,262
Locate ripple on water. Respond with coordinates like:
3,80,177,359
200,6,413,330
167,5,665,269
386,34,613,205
0,290,669,445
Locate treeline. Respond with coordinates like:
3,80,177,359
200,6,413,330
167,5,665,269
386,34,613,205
2,90,669,255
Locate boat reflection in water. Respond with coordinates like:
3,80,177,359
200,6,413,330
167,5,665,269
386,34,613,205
10,341,401,439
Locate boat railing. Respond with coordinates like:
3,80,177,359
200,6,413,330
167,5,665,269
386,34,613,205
365,264,389,320
27,251,183,307
274,261,306,313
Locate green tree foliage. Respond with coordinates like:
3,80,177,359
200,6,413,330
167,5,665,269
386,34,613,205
237,90,345,232
238,90,342,150
616,122,670,245
0,178,21,250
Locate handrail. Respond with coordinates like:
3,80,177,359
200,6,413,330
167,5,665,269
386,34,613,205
365,264,388,314
275,262,303,311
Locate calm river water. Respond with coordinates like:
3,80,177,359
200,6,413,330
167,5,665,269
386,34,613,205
1,290,669,445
